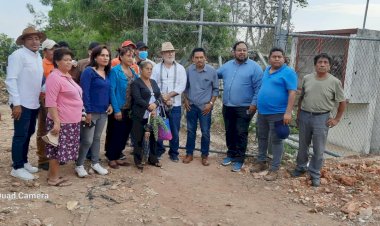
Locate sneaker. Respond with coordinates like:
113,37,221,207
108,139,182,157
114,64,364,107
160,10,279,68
24,163,38,173
169,156,179,163
250,162,268,173
231,162,244,172
119,153,127,160
75,165,88,178
311,178,320,187
221,157,233,166
91,163,108,175
264,170,279,181
11,168,34,180
291,169,306,177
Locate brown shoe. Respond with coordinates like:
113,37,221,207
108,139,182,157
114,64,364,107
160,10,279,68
250,162,268,173
264,170,279,181
201,156,210,166
108,161,119,169
183,155,193,164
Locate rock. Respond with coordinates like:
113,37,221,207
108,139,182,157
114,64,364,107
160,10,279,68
0,215,5,222
337,175,357,186
66,201,79,211
341,201,360,214
320,178,328,185
358,207,372,219
42,217,54,226
27,218,42,226
373,206,380,213
144,188,158,196
11,182,22,187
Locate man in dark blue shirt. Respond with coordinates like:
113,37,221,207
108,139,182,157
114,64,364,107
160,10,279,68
217,41,263,172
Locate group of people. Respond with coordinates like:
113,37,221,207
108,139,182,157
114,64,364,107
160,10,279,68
5,26,346,187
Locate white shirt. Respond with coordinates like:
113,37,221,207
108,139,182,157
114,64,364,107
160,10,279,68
5,47,43,109
152,61,186,106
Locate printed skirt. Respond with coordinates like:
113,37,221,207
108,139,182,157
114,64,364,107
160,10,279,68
45,118,80,163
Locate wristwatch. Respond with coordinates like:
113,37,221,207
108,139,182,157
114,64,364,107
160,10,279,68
209,101,213,105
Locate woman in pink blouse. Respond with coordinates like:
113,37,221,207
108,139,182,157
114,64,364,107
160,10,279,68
44,48,83,186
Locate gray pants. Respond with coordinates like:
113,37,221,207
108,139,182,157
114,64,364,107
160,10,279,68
296,110,330,179
257,113,285,171
77,113,107,166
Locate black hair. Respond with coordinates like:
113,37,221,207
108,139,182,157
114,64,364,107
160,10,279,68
232,41,248,51
118,46,134,61
88,42,100,50
89,45,111,74
191,47,206,57
314,53,332,65
269,47,285,57
57,41,70,48
53,48,74,68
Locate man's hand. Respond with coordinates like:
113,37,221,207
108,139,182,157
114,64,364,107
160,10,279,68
12,105,22,120
114,112,122,121
106,105,113,115
248,105,257,115
327,118,340,128
162,94,170,102
202,103,212,115
184,98,191,112
85,113,92,124
283,113,292,125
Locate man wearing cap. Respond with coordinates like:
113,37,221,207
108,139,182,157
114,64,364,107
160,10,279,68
135,41,156,67
152,42,187,162
5,26,46,180
217,41,263,172
292,53,346,187
36,39,59,170
252,47,297,181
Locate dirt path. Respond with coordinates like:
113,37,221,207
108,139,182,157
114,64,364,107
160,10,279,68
0,104,368,226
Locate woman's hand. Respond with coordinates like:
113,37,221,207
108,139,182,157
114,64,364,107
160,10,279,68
151,111,156,117
148,103,157,112
51,121,61,136
85,113,92,124
106,105,113,115
114,112,122,121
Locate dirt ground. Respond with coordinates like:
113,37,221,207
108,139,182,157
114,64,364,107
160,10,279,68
0,101,379,226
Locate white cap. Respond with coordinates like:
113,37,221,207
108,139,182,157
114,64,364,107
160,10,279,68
42,39,58,50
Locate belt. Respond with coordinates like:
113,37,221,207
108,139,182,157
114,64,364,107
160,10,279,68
301,110,330,115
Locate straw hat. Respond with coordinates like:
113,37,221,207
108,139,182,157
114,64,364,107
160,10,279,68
16,26,47,45
42,131,59,147
161,42,177,52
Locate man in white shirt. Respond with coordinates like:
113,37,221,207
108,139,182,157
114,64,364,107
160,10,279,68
5,27,46,180
152,42,186,162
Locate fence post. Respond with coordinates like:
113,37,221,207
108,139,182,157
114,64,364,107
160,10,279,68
274,0,286,49
285,0,293,52
198,8,204,47
143,0,149,44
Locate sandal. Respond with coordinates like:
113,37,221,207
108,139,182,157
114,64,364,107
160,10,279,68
149,162,162,167
108,161,119,169
47,178,72,187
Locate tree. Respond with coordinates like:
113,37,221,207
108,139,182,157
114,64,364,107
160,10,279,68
0,34,17,77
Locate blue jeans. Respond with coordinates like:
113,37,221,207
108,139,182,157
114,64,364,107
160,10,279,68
222,105,254,163
296,110,330,179
156,106,181,158
185,105,211,157
257,113,285,171
11,106,39,169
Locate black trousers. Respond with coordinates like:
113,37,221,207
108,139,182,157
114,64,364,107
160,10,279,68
105,109,133,161
131,118,159,165
222,105,254,162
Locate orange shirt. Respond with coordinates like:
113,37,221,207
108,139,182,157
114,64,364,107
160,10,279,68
42,58,54,78
111,57,140,74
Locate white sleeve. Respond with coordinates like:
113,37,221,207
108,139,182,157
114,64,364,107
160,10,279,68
151,63,161,87
173,65,187,95
5,52,22,106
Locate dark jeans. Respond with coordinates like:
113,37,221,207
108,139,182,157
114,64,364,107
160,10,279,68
257,113,285,171
132,118,159,165
222,105,254,163
185,105,211,157
105,109,133,161
156,106,181,158
11,106,39,169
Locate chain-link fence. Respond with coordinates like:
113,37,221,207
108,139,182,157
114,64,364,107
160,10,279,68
287,29,380,156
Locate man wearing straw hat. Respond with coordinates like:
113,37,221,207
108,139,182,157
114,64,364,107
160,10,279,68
152,42,187,162
5,26,46,180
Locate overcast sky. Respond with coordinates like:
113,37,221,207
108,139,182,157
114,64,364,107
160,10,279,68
0,0,379,39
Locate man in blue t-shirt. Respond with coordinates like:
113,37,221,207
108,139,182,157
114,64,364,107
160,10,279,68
252,47,297,181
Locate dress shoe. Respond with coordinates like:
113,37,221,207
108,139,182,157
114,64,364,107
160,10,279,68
108,161,119,169
182,155,193,164
201,156,210,166
116,160,130,167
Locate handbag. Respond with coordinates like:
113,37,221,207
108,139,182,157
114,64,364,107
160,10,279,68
157,104,172,141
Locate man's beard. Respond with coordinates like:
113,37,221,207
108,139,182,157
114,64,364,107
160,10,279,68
235,56,248,63
163,57,175,64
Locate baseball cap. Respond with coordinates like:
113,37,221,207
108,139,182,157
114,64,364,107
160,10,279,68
41,39,58,50
121,40,136,49
136,41,148,50
274,120,290,139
